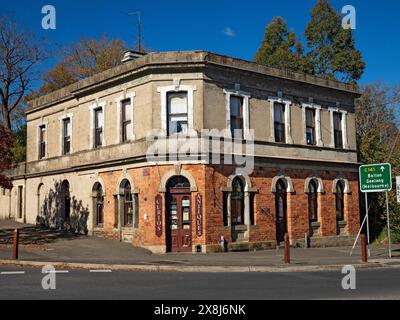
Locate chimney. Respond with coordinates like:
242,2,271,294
121,50,146,64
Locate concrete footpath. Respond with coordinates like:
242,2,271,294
1,220,399,273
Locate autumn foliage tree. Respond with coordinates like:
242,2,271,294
38,36,128,95
0,124,14,189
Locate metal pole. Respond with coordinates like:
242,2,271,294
350,208,368,256
284,233,290,264
361,234,367,263
386,192,392,258
12,228,19,260
365,193,371,257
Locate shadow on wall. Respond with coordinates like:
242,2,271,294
37,180,89,235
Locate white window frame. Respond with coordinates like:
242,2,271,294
329,107,348,149
89,101,106,149
115,92,136,144
157,82,197,136
268,95,293,144
301,101,323,147
37,120,48,160
224,87,251,140
59,113,74,155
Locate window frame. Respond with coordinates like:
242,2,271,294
333,112,343,149
38,125,46,160
94,107,103,149
335,180,345,221
308,180,318,223
229,95,244,139
167,91,189,136
62,117,71,155
273,102,286,143
305,107,316,146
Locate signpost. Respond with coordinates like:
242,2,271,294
354,163,393,258
396,176,400,204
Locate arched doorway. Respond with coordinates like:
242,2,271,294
37,183,45,219
275,179,287,243
61,180,70,222
93,183,104,227
166,176,192,253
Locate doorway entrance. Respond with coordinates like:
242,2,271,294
166,176,192,253
275,179,287,243
61,180,70,223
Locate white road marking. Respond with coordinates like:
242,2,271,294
42,270,69,274
1,271,25,275
89,270,112,273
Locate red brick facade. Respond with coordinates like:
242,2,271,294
96,163,360,253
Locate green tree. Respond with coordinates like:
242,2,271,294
355,83,400,240
11,124,26,163
304,0,365,83
254,17,313,73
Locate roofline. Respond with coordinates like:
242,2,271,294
26,50,360,114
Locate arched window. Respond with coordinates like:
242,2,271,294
308,180,318,222
37,183,45,218
275,179,288,242
336,180,345,221
122,180,133,227
231,177,245,226
93,183,104,226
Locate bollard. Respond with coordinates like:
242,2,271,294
361,233,367,263
12,228,19,260
284,233,290,264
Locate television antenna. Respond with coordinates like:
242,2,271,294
128,11,143,53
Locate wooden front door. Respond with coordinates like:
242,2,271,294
275,186,287,243
167,193,192,252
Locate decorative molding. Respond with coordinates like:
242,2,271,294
271,176,295,193
328,107,348,149
304,177,325,193
158,168,198,192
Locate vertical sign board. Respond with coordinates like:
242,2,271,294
155,194,163,237
359,163,392,193
397,176,400,204
196,193,203,237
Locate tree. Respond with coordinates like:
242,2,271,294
304,0,365,83
355,83,400,238
39,36,128,94
0,125,14,189
11,124,26,163
0,16,42,131
254,17,313,73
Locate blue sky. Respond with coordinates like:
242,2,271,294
2,0,400,86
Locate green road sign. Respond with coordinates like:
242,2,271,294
359,163,392,193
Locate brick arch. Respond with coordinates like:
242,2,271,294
158,169,198,193
115,173,135,195
332,178,351,194
227,174,253,192
304,177,325,193
271,176,295,193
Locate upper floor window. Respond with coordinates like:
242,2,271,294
94,108,103,148
121,99,133,142
333,112,343,149
38,125,46,159
305,108,316,146
167,92,188,135
62,118,71,155
274,103,286,143
230,95,244,139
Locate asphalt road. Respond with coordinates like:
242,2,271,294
0,266,399,300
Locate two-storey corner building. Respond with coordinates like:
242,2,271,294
0,51,361,253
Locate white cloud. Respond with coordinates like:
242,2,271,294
223,27,236,37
